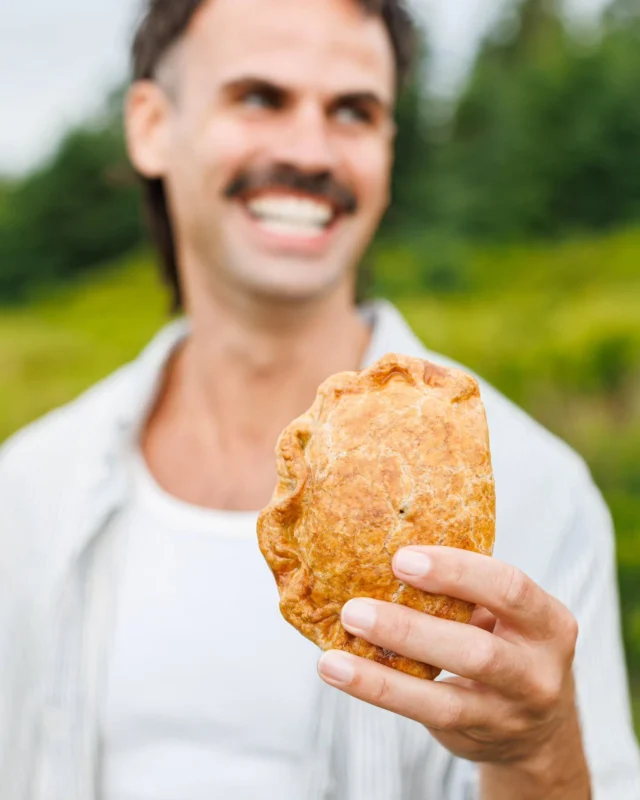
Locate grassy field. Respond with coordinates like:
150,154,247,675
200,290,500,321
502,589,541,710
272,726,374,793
0,250,168,441
1,230,639,738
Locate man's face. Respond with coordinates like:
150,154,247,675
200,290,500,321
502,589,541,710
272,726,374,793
134,0,396,304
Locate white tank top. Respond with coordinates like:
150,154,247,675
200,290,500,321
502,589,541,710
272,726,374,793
100,448,323,800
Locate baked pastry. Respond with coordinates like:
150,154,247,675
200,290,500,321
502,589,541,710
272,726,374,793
258,353,496,680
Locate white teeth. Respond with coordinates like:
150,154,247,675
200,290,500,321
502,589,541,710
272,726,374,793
255,218,325,239
246,195,334,229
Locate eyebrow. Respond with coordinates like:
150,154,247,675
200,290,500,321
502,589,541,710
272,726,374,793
221,76,393,116
221,77,284,99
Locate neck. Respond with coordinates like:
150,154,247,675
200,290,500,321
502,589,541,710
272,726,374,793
143,279,371,511
183,282,370,443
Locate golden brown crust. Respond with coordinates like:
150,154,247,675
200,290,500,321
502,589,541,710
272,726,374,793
257,353,496,680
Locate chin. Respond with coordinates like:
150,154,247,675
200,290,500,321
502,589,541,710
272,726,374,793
230,260,351,305
249,277,345,305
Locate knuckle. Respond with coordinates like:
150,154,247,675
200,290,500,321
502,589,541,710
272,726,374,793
499,715,540,754
450,559,467,587
502,710,531,738
370,673,394,707
433,693,465,732
503,567,531,611
561,609,579,649
391,610,415,649
472,638,501,678
531,669,564,712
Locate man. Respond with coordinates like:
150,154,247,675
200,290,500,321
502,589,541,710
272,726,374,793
1,0,639,798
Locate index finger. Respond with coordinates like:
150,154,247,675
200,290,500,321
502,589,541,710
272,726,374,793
392,546,561,640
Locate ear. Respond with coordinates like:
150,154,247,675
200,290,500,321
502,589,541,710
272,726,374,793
125,80,172,178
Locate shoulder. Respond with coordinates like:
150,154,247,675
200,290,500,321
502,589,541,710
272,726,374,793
0,319,186,493
0,362,134,487
0,318,186,555
0,361,141,592
0,364,140,568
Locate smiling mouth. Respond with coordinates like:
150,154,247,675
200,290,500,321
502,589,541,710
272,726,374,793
242,193,339,239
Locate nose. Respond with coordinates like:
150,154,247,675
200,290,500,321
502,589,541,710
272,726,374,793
271,101,338,174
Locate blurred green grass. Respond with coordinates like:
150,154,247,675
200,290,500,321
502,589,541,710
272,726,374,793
1,228,639,738
0,250,168,439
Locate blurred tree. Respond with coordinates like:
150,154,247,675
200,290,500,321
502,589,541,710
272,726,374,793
375,46,475,296
381,48,434,237
432,0,640,241
607,0,640,26
0,94,143,303
0,179,12,229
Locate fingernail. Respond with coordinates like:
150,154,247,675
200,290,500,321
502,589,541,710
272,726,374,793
318,651,356,685
394,549,433,577
342,599,378,633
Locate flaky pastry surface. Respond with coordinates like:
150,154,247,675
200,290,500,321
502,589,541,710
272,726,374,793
258,354,496,680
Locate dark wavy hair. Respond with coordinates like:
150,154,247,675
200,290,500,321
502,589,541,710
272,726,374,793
131,0,418,310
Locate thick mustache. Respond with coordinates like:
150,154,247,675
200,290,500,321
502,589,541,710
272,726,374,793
224,165,358,215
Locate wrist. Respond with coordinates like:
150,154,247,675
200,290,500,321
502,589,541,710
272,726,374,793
480,708,591,800
480,752,590,800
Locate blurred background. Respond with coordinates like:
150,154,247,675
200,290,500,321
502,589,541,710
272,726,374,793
1,0,639,735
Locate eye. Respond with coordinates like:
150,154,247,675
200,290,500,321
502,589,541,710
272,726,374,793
333,104,373,126
241,88,283,111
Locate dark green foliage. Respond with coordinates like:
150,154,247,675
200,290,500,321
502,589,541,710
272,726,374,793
430,0,640,241
0,112,143,303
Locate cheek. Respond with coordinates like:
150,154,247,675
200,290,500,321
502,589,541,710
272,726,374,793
170,117,256,199
348,142,392,216
199,120,256,188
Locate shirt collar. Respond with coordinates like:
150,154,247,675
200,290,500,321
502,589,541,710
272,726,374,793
111,317,190,442
361,299,427,366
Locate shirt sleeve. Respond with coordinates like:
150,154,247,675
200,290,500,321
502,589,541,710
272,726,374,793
547,465,640,799
0,436,42,799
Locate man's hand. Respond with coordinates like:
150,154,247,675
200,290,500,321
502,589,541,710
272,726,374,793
317,546,591,800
